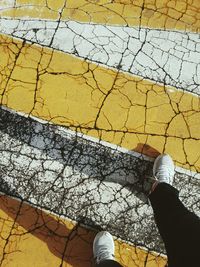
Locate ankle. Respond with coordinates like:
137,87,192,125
149,180,159,195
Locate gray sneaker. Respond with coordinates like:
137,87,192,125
153,154,175,185
93,231,115,265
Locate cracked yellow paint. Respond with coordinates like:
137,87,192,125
0,33,200,173
0,1,200,266
0,0,200,32
0,195,167,267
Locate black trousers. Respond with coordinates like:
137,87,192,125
97,183,200,267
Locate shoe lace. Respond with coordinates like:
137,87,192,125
96,247,113,264
155,165,174,181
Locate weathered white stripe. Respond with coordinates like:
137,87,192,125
0,0,15,9
2,105,200,179
0,18,200,95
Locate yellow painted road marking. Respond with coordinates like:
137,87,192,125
0,0,199,32
0,194,167,267
0,33,199,172
0,2,199,267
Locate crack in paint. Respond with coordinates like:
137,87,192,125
0,1,199,266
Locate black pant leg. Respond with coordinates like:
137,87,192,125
97,259,123,267
149,183,200,267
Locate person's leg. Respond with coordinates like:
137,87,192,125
149,155,200,267
93,231,123,267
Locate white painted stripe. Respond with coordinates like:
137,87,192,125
2,105,200,179
0,18,200,95
0,0,15,9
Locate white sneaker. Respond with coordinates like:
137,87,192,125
93,231,115,265
153,154,175,185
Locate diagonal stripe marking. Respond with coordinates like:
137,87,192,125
0,0,199,32
0,18,200,94
0,33,200,173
